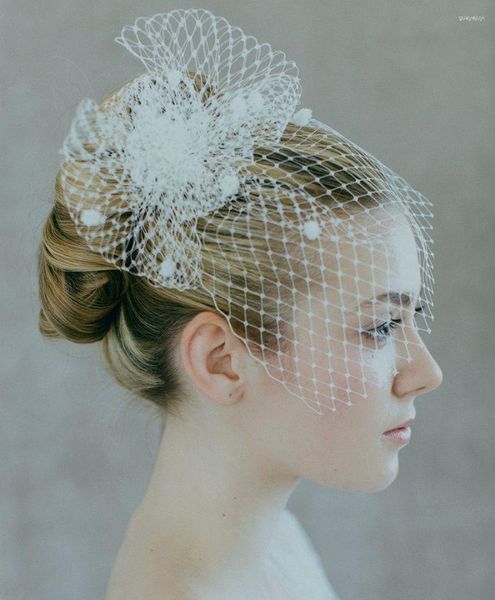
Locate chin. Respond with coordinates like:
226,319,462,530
365,459,400,493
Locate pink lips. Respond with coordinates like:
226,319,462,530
384,418,415,433
382,426,411,443
382,418,414,445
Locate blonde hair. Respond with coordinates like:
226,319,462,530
38,73,383,415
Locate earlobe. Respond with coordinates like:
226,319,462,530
227,387,245,404
179,312,246,407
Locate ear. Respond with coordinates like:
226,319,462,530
179,311,247,406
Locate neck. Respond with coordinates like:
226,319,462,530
129,408,300,586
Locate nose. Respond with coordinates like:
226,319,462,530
392,332,443,400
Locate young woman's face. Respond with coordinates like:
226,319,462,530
243,210,443,492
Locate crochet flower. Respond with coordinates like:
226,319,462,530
59,8,306,290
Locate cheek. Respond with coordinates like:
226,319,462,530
260,325,396,432
313,337,394,408
328,338,398,403
311,343,395,446
361,342,398,390
279,334,397,412
302,380,396,490
256,347,396,488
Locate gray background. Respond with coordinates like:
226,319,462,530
1,1,494,599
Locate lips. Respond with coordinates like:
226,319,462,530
384,417,415,433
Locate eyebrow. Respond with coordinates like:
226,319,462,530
357,291,420,309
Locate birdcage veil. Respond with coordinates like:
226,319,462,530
58,8,435,414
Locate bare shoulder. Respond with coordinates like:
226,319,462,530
105,574,191,600
104,516,197,600
105,555,194,600
278,509,326,569
271,509,340,598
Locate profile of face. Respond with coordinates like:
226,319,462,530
179,209,443,493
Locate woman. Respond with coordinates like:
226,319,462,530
38,9,443,599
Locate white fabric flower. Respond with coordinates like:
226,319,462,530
290,107,312,127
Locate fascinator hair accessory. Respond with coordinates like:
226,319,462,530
58,8,435,414
60,9,304,289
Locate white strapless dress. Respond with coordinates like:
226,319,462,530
263,510,341,600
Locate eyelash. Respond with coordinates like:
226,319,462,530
363,306,424,343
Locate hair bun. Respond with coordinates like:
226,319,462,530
38,201,127,344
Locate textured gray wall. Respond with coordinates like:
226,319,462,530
2,1,494,599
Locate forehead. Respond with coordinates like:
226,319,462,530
319,210,422,307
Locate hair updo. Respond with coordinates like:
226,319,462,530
38,71,383,416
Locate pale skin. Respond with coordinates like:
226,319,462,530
105,210,443,599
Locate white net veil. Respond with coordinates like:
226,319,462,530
58,9,435,414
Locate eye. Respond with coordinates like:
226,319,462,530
361,304,424,346
363,319,402,344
